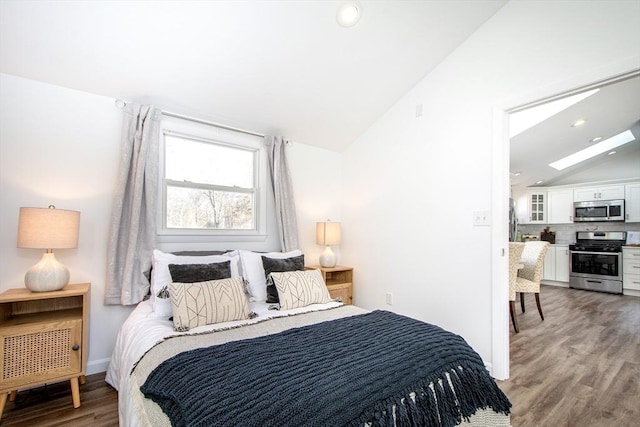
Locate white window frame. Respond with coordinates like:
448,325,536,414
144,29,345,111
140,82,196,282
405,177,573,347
157,114,267,244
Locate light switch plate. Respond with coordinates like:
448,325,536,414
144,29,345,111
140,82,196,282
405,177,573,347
473,210,490,226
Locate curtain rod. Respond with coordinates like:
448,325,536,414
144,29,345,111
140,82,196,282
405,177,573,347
114,99,264,138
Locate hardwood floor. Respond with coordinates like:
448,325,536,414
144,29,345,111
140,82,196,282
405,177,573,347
2,286,638,426
0,373,118,426
498,285,640,427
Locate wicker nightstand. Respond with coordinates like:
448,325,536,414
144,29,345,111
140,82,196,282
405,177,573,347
307,266,353,305
0,283,90,420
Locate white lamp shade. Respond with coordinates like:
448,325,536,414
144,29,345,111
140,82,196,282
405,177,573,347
316,221,341,246
17,207,80,249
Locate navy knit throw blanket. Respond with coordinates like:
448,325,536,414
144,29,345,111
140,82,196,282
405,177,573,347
141,310,511,427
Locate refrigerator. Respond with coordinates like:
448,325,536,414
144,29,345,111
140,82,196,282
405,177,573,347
509,198,518,242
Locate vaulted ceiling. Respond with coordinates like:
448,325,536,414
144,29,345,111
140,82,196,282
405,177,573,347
3,1,637,187
510,74,640,190
0,0,507,151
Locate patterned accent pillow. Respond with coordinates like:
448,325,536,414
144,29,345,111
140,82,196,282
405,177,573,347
170,277,249,332
262,254,305,303
270,269,331,310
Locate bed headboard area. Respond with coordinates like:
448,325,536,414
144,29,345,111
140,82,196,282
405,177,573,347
170,250,230,256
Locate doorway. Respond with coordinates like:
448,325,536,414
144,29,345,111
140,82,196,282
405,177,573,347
490,67,640,381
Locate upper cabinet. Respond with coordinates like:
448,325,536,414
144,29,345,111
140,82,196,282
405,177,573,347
626,183,640,223
513,181,639,225
513,190,546,224
573,184,625,202
547,189,574,224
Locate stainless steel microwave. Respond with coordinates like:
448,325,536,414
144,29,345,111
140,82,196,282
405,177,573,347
573,199,625,222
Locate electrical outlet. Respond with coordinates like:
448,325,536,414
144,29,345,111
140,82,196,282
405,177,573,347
473,210,490,226
386,292,393,305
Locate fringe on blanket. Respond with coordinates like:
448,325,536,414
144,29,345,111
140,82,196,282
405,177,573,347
347,364,511,427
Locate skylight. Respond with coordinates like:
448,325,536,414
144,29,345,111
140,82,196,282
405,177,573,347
509,88,600,138
549,129,636,170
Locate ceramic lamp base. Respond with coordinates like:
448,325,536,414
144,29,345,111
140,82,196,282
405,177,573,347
25,252,70,292
319,246,337,268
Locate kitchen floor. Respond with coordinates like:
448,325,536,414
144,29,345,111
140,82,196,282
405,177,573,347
498,285,640,426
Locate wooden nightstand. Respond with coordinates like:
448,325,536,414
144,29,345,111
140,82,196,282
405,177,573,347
0,283,90,420
307,266,353,305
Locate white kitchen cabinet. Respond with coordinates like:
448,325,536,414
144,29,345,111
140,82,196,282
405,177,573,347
513,190,546,224
547,189,574,224
555,245,570,282
622,247,640,292
573,184,625,202
625,183,640,222
542,245,570,283
542,247,555,281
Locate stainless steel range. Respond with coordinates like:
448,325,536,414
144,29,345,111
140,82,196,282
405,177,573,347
569,231,626,294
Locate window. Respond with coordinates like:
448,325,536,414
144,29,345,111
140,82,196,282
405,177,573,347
158,115,267,239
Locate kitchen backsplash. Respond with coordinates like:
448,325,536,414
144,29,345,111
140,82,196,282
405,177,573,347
518,222,640,245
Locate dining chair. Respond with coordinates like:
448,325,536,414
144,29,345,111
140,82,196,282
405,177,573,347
509,242,525,333
515,241,550,321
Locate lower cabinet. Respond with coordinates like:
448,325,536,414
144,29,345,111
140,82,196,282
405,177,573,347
542,245,570,283
623,247,640,292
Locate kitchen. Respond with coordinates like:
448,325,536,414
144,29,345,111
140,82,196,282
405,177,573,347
509,73,640,297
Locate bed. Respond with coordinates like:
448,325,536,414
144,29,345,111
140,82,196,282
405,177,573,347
105,249,511,427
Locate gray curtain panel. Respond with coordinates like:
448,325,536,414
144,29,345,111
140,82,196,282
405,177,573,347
105,104,161,305
264,136,299,251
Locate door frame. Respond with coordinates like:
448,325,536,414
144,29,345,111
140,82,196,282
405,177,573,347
489,58,640,380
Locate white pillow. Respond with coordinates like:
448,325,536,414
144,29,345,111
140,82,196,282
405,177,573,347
238,249,303,302
151,249,240,317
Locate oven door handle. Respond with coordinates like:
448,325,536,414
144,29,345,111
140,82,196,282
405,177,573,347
570,251,621,256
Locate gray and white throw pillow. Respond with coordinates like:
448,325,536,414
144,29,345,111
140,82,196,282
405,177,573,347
270,269,331,310
170,277,249,332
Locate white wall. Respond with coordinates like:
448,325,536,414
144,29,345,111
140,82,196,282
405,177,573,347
0,73,343,374
0,73,132,374
289,143,343,266
342,0,640,377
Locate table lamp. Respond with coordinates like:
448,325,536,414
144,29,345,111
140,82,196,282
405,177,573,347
17,205,80,292
316,220,341,268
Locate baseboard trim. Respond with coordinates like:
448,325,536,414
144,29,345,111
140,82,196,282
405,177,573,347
541,280,569,288
86,358,110,375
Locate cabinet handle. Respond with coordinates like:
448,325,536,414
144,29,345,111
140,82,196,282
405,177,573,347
594,192,597,199
72,344,79,351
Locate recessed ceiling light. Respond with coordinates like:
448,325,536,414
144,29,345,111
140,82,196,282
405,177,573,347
337,1,363,27
571,119,587,127
513,172,521,176
590,136,603,143
535,180,544,184
549,129,636,170
608,151,617,155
